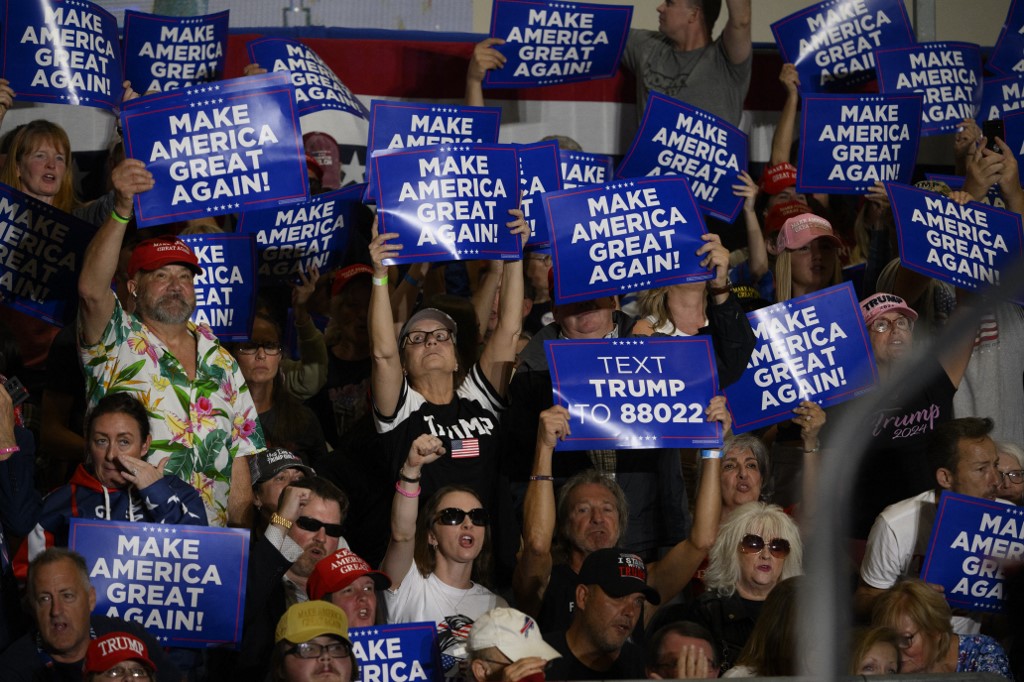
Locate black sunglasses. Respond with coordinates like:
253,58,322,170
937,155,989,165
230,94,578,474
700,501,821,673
739,534,791,558
295,516,344,538
435,507,489,527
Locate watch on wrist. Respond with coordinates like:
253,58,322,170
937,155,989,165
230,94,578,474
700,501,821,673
270,513,292,530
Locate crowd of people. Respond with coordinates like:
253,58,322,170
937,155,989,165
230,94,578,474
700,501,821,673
0,0,1022,680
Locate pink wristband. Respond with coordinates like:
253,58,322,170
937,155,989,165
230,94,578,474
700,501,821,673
0,446,19,456
394,481,420,498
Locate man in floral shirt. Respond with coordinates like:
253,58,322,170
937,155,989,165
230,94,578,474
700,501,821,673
77,159,264,527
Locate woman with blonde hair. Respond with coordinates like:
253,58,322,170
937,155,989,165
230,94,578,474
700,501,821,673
686,502,802,674
768,212,842,302
872,579,1011,678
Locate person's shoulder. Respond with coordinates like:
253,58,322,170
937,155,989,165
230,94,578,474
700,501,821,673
879,489,937,521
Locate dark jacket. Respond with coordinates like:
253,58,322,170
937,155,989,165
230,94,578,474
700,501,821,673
685,590,762,674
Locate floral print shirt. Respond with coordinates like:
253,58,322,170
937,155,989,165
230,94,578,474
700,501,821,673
79,299,264,526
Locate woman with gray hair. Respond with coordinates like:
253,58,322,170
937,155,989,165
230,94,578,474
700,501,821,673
996,441,1024,505
685,502,802,674
700,433,772,517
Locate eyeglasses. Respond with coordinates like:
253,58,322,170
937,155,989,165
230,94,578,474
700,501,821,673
999,469,1024,484
402,328,454,346
898,630,918,650
236,342,284,356
739,534,791,558
295,516,344,538
98,667,152,679
435,507,489,526
870,317,914,334
287,641,352,659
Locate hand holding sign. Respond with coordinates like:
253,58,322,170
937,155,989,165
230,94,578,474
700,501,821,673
468,38,507,87
537,405,571,450
111,159,155,218
697,233,730,294
0,78,13,121
369,219,401,277
705,395,732,436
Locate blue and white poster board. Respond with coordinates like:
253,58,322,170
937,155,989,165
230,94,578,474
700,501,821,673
0,0,122,109
181,233,257,341
349,622,442,682
724,282,878,433
886,182,1024,300
920,491,1017,614
0,184,96,326
121,72,309,228
122,10,228,94
237,185,361,280
560,150,614,189
247,37,368,119
543,177,710,304
483,0,632,88
797,93,922,194
770,0,915,93
70,519,250,648
616,93,746,222
364,101,502,203
979,75,1024,122
515,140,562,251
923,173,1004,208
373,144,521,264
545,337,722,450
875,43,982,136
988,0,1024,76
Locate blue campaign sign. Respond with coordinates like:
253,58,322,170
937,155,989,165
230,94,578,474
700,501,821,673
920,491,1019,614
797,93,922,194
979,75,1024,122
616,93,746,222
247,37,368,119
483,0,632,88
988,0,1024,76
515,140,562,250
545,337,722,450
69,519,250,648
544,177,710,304
560,149,614,189
237,185,360,281
724,282,878,433
770,0,914,94
0,0,122,109
349,622,442,682
875,43,982,137
1005,110,1024,167
122,10,228,94
121,72,309,228
374,144,522,264
923,173,1004,208
0,184,96,326
886,182,1024,299
364,101,502,203
180,233,257,341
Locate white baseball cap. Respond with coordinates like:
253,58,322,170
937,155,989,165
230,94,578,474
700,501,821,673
468,608,561,661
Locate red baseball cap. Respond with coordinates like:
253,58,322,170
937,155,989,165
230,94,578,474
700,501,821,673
331,264,374,298
764,200,810,237
127,236,202,278
760,162,798,195
83,632,156,675
307,548,391,600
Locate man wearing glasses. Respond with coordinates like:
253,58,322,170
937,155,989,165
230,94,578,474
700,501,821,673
272,601,356,682
233,478,349,678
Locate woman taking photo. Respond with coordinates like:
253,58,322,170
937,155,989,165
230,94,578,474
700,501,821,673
18,392,207,567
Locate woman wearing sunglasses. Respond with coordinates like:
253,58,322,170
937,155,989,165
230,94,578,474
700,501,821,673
685,502,802,675
382,435,506,670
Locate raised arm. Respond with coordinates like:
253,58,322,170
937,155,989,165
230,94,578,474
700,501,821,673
722,0,752,65
646,397,727,616
368,218,406,417
477,209,528,396
380,434,445,589
770,64,800,166
78,159,154,345
994,136,1024,214
733,171,768,280
512,405,569,618
390,261,429,329
465,38,506,107
0,78,14,130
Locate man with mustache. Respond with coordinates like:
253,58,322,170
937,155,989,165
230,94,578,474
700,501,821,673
78,163,265,528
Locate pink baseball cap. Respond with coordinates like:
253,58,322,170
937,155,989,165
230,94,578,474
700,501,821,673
860,292,918,327
768,213,841,255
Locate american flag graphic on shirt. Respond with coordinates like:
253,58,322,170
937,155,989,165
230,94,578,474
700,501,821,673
450,438,480,458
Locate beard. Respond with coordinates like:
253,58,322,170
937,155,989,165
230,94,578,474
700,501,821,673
139,290,194,325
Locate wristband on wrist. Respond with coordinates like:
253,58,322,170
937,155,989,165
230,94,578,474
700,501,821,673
700,449,723,460
803,442,821,454
395,481,421,498
529,475,554,482
372,275,388,287
111,209,132,224
270,513,292,530
706,280,732,296
398,467,421,483
0,445,19,456
403,273,421,287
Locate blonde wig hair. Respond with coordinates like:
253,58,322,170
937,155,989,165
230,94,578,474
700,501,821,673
703,502,802,596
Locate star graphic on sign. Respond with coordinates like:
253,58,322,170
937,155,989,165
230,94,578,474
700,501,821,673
339,150,365,185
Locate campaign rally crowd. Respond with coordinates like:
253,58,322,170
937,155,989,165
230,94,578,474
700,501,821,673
1,0,1024,680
